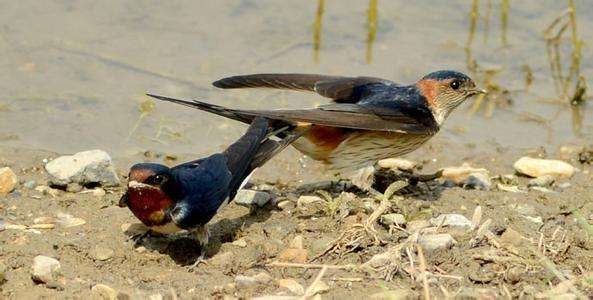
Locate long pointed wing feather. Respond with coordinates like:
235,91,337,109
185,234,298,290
147,94,436,135
213,73,396,103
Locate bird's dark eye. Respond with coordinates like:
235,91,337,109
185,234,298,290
450,80,462,90
147,175,166,185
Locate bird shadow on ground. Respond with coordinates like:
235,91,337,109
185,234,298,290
121,206,274,267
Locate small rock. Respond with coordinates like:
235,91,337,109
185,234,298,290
91,284,118,300
497,183,526,193
441,163,491,190
56,212,86,228
278,248,308,263
380,213,406,227
0,167,18,195
23,180,37,189
234,190,271,207
232,238,247,248
91,246,114,261
0,261,7,284
430,214,472,229
288,235,304,249
528,175,556,187
418,234,456,252
505,266,525,284
31,255,61,283
348,165,375,191
121,223,148,235
377,158,416,171
92,188,106,197
66,183,83,193
277,278,305,295
296,195,323,207
234,272,272,288
277,200,295,211
35,185,60,197
45,149,120,187
514,203,537,216
513,157,575,178
498,174,519,185
407,220,431,233
500,228,527,247
33,216,54,224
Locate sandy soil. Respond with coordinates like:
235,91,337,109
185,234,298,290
1,136,592,299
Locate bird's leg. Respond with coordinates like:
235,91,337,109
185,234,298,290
132,229,153,246
187,225,210,270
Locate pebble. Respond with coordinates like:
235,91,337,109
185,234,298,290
234,190,271,207
380,213,406,227
528,175,556,187
92,187,106,197
91,284,118,300
66,183,83,193
0,262,7,284
277,278,305,295
441,163,491,190
296,195,324,207
497,184,526,193
430,214,472,229
513,156,575,178
31,255,61,283
121,223,148,235
288,235,304,249
0,167,18,195
56,212,86,228
418,234,456,252
234,272,273,288
23,180,37,189
45,149,120,187
277,200,296,211
91,245,115,261
33,216,54,224
278,248,308,263
232,238,247,248
406,220,431,233
35,185,60,197
505,266,525,284
377,158,416,171
348,165,375,191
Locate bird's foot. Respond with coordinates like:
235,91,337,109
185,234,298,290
187,249,208,272
131,230,153,246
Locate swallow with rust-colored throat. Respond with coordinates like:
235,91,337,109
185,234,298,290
119,117,299,264
147,70,485,170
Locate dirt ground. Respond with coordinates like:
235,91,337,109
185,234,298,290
1,135,592,299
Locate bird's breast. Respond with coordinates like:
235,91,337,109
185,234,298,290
126,187,174,228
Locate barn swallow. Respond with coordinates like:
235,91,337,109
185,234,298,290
147,70,485,170
119,117,299,265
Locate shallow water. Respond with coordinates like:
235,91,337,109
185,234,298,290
0,0,591,162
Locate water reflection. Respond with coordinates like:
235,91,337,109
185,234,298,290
366,0,378,64
312,0,325,63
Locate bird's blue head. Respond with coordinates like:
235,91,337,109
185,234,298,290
416,70,485,124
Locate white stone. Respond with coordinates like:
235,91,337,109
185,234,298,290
234,190,271,207
430,214,473,229
513,157,575,178
377,158,416,171
31,255,61,283
418,234,456,252
296,195,324,207
0,167,17,195
234,272,273,287
45,150,120,187
441,163,491,189
91,284,118,300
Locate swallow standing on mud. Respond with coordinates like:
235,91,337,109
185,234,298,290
148,70,485,170
119,117,299,265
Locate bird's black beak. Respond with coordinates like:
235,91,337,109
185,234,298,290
118,191,129,208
